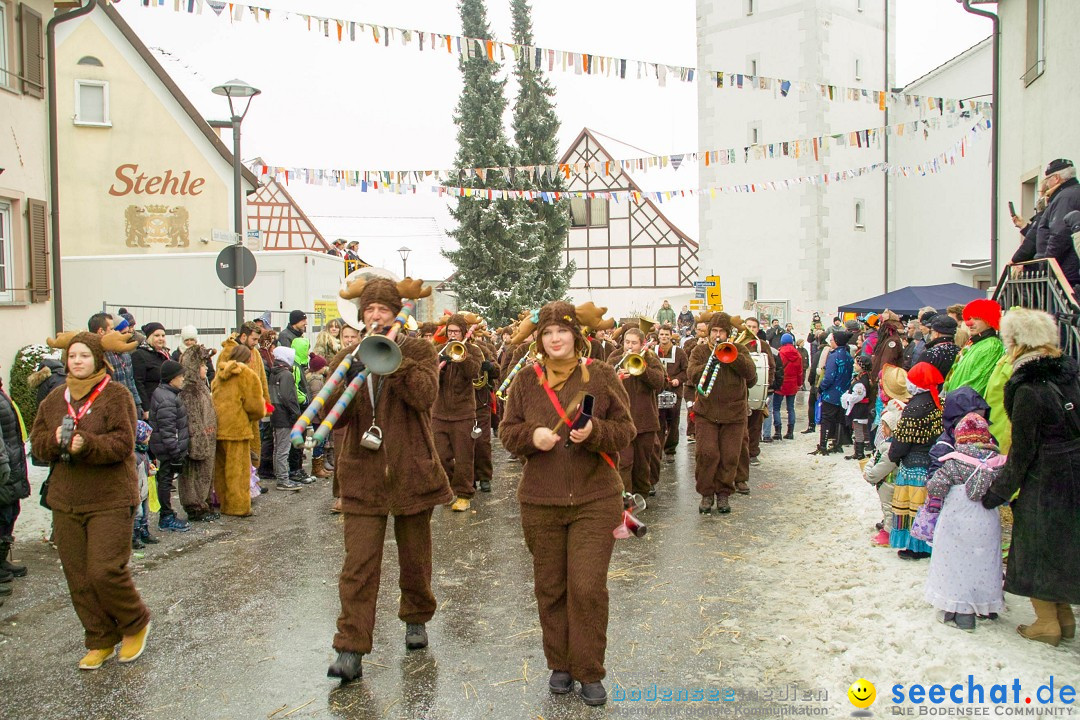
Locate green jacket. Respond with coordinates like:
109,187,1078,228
656,307,676,326
983,354,1014,455
944,331,1004,399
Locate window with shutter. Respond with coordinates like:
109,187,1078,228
27,198,49,302
18,2,43,99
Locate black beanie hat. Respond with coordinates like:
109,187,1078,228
289,310,307,325
919,310,938,327
141,322,165,338
160,360,183,384
832,330,852,346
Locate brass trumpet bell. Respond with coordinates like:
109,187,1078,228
357,333,403,375
440,340,468,363
617,352,647,376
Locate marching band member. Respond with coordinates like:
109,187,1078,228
682,319,708,444
736,317,775,492
432,314,484,511
688,313,757,515
607,327,666,496
324,276,452,683
499,301,634,707
472,325,499,493
654,324,688,463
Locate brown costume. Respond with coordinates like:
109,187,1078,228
432,317,483,500
327,276,451,655
607,348,665,495
178,346,218,516
688,316,757,499
211,360,266,516
499,302,635,685
219,334,270,457
30,332,150,650
654,342,688,456
473,342,495,489
682,336,701,438
737,335,775,486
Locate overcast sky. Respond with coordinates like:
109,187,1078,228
115,0,992,279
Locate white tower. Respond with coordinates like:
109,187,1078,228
697,0,895,325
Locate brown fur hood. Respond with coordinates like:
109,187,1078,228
216,359,248,380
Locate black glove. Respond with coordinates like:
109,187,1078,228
481,360,498,377
981,490,1008,510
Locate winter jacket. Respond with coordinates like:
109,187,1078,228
219,335,271,405
269,361,302,429
776,344,803,396
656,306,676,326
607,349,665,434
132,344,170,413
927,443,1003,502
211,361,267,441
984,354,1080,603
324,337,454,516
984,355,1014,455
687,341,757,425
178,346,217,462
927,386,991,478
0,390,28,506
500,359,634,507
30,381,139,514
944,329,1004,397
1011,215,1040,265
818,345,853,406
922,336,961,381
28,358,67,406
797,347,810,385
148,384,190,463
105,350,142,414
842,373,872,421
277,324,304,349
1035,178,1080,287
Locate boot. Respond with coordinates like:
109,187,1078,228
0,564,13,584
0,537,26,578
1018,599,1061,646
549,670,573,695
800,424,816,434
714,494,731,514
784,427,795,440
845,443,865,461
579,681,608,706
1058,604,1075,641
771,429,782,441
698,495,714,515
405,622,428,650
311,457,331,479
327,651,363,682
0,579,11,596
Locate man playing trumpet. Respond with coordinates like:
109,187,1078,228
687,313,757,515
607,327,665,497
433,314,484,511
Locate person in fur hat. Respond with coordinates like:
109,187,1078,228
983,308,1080,647
432,313,484,511
499,301,635,706
211,345,266,517
29,331,151,670
607,327,665,496
219,322,271,460
323,275,450,684
682,318,709,443
178,345,218,521
687,312,757,514
944,300,1004,397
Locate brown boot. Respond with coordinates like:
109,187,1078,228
312,457,331,479
1018,598,1061,647
1058,604,1075,640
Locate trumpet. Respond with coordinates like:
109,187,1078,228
696,341,739,397
614,352,647,377
290,300,415,448
438,340,468,370
496,342,537,400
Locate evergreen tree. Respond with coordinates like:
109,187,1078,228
443,0,546,325
510,0,573,302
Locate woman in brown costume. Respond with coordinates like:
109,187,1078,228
211,345,266,517
499,301,635,707
30,331,151,670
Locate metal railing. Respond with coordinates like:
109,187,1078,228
993,259,1080,360
101,303,330,350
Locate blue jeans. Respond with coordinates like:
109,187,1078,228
772,394,796,431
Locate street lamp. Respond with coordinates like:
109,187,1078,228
211,79,261,331
398,246,412,279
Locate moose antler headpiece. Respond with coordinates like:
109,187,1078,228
337,273,432,327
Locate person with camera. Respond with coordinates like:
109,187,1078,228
30,332,151,670
499,301,634,706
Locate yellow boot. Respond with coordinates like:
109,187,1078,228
79,647,116,670
450,497,470,512
1058,604,1075,641
1018,599,1061,647
119,622,150,663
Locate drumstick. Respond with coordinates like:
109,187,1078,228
550,393,585,433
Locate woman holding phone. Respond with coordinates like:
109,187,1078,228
499,301,635,707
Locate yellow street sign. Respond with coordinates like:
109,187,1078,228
706,275,723,311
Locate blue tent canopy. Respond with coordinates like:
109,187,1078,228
837,283,986,317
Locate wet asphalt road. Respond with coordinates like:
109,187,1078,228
0,418,808,720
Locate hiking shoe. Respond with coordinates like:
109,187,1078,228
699,495,714,515
761,436,773,444
79,647,116,670
158,515,190,532
119,622,150,663
549,670,573,694
139,528,159,544
749,457,761,466
772,431,782,440
479,480,492,493
580,681,608,706
715,494,731,514
276,480,303,491
735,481,750,495
132,536,145,550
293,474,317,485
327,651,363,682
405,623,428,650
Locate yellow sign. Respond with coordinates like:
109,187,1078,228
706,275,723,311
314,299,341,324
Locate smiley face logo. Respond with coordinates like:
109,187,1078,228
848,678,876,709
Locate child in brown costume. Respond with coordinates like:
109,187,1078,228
687,312,758,515
607,327,665,496
432,313,484,511
325,276,452,684
179,345,218,520
499,301,635,707
211,345,266,517
30,331,151,670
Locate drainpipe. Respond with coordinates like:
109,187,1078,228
883,0,889,293
961,0,1000,285
46,0,98,333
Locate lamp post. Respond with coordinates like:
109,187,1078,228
211,79,260,332
398,246,412,279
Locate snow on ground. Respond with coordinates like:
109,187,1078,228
736,431,1079,712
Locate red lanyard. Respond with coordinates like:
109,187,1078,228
64,375,111,425
531,362,615,469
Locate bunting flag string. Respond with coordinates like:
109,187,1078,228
253,110,979,188
115,0,991,116
257,117,989,201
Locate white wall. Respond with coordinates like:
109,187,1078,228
696,0,893,330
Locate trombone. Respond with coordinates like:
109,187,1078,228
438,340,468,370
614,352,647,377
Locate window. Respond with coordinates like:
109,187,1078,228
747,282,758,302
0,2,9,90
569,198,608,228
854,57,862,81
75,80,110,126
857,0,863,11
748,122,761,145
0,201,14,303
854,199,865,229
1023,0,1045,85
746,0,755,16
749,58,758,77
77,55,103,66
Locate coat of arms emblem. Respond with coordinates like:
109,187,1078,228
124,205,190,248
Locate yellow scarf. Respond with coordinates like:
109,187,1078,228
542,356,583,392
65,368,108,402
